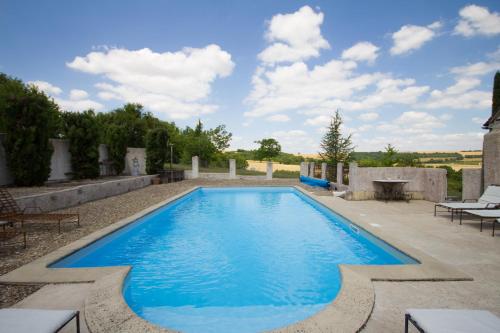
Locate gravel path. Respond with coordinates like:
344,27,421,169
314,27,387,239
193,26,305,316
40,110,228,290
1,178,307,307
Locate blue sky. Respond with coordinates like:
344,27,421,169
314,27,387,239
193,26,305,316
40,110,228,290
1,1,499,153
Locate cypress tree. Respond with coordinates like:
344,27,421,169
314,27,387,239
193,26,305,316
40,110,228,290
493,71,500,116
319,110,354,166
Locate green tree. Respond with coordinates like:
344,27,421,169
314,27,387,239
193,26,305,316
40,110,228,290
381,144,398,166
180,121,216,167
145,127,170,174
60,110,100,179
493,71,500,116
208,124,232,152
255,138,281,160
0,74,59,186
106,125,128,174
319,110,354,165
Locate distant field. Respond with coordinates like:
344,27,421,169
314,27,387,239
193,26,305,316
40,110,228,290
247,160,300,172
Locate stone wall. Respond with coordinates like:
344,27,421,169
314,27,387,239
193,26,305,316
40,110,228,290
483,129,500,188
15,175,155,212
462,168,482,201
346,163,447,202
124,148,146,176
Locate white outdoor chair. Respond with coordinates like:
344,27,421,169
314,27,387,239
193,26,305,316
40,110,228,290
0,308,79,333
434,185,500,222
405,309,500,333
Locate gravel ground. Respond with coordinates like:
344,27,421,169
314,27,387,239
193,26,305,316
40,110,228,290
1,178,312,308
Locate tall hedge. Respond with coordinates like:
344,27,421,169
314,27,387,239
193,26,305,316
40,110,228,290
145,127,169,174
493,71,500,116
106,125,128,175
61,110,100,179
0,74,59,186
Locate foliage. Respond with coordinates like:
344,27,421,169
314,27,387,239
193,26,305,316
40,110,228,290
60,110,100,179
105,125,128,174
493,71,500,116
438,165,462,198
381,144,398,166
180,120,216,167
0,73,59,186
319,110,354,165
210,152,249,169
145,127,170,174
273,170,300,178
255,138,281,160
208,124,232,152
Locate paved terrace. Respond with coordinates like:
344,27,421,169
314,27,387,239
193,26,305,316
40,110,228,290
1,179,499,332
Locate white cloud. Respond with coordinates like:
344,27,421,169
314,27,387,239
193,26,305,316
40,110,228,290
423,77,490,110
454,5,500,37
472,117,485,124
266,114,290,122
27,80,62,95
390,21,442,55
27,81,103,111
358,112,379,121
271,129,318,153
69,89,89,100
450,61,500,77
67,44,235,119
305,115,331,126
258,6,329,64
341,42,380,64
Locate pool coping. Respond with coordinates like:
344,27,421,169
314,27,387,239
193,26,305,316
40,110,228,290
0,185,472,333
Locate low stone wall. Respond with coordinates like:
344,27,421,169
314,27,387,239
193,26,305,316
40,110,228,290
462,168,482,201
15,175,155,212
346,164,447,202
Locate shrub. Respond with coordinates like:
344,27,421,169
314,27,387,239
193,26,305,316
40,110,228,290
0,74,59,186
60,110,100,179
106,125,128,175
145,127,169,174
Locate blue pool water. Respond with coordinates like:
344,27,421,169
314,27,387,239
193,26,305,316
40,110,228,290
52,187,416,333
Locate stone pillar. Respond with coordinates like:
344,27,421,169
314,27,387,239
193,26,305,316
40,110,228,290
321,163,327,180
266,161,273,180
337,162,343,184
348,162,358,190
483,129,500,189
462,168,482,201
300,162,309,176
309,162,315,177
229,159,236,179
192,156,199,179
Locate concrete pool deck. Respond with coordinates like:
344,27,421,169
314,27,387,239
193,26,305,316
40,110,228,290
2,180,499,332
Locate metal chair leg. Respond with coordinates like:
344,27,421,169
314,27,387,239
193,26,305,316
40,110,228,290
405,314,409,333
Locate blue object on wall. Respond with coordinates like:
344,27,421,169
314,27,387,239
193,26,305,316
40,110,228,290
300,175,330,188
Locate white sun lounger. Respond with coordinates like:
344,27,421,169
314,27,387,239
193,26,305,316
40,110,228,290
405,309,500,333
462,210,500,236
434,185,500,222
0,308,79,333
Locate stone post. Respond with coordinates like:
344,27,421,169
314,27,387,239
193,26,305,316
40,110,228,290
483,128,500,189
321,162,327,180
266,161,273,180
348,162,358,190
309,162,315,177
300,162,309,176
337,162,343,185
192,156,199,179
229,159,236,179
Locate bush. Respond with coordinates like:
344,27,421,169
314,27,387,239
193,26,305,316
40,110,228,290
210,152,248,169
60,110,100,179
106,125,128,175
145,128,169,174
0,74,59,186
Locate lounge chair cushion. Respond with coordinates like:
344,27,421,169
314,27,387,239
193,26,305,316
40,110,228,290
0,308,77,333
437,202,490,209
463,209,500,218
478,185,500,204
407,309,500,333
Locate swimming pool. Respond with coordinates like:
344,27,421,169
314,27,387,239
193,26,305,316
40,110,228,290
52,187,417,333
